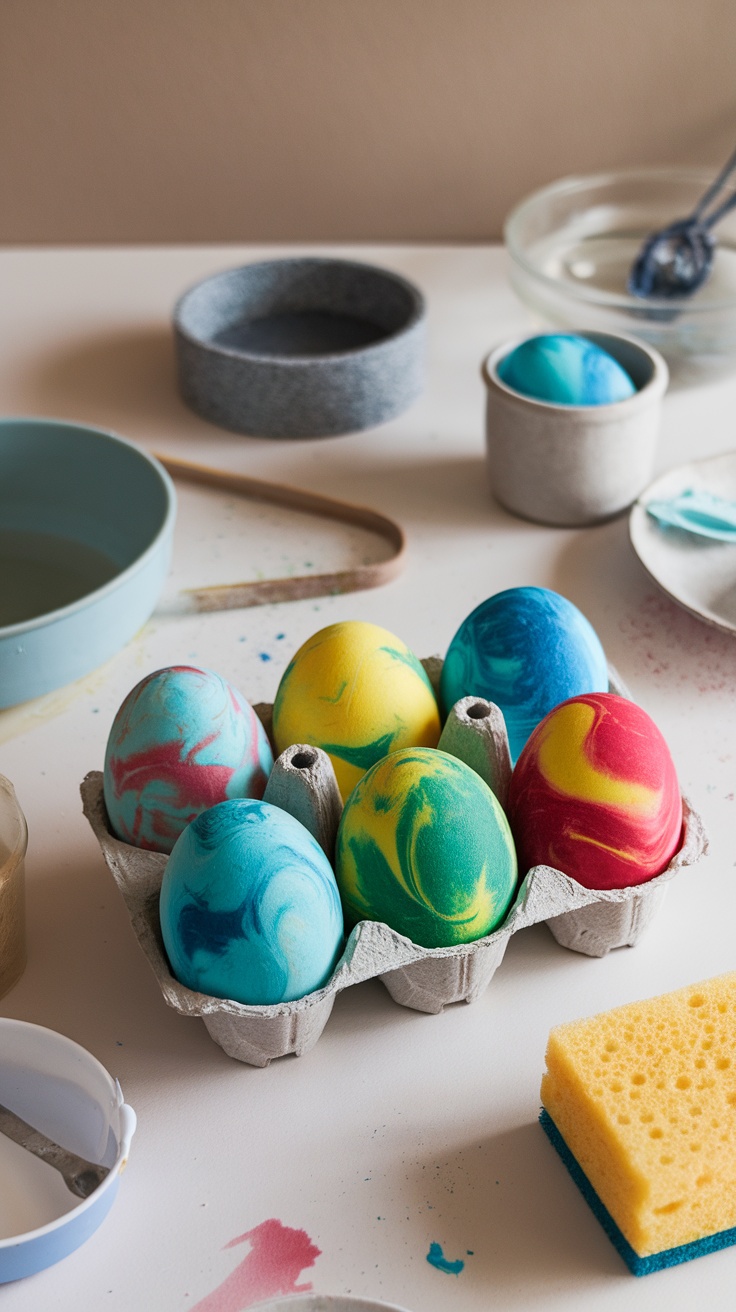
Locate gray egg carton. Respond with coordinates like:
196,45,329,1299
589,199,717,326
81,661,707,1067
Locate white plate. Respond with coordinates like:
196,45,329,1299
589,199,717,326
629,451,736,634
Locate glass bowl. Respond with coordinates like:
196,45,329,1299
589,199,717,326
504,169,736,374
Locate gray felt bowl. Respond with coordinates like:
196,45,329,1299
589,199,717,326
173,258,427,438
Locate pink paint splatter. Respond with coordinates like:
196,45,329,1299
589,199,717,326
191,1218,321,1312
618,592,736,696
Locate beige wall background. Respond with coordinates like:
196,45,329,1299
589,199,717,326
2,0,736,245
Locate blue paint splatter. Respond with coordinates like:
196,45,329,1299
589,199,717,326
426,1243,464,1276
259,652,272,662
276,632,286,640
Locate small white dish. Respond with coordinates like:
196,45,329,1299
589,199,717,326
0,1019,136,1283
629,451,736,634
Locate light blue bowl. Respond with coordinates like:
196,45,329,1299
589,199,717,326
0,1019,136,1283
0,419,176,708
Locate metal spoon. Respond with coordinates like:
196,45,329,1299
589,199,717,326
0,1101,109,1200
629,147,736,299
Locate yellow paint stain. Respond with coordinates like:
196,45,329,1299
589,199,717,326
402,790,438,908
565,829,637,863
0,610,163,745
349,759,431,906
537,702,658,814
0,659,115,745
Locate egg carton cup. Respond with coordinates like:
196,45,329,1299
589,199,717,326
80,660,707,1067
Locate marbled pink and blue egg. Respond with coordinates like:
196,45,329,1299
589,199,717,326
104,665,273,853
497,334,636,406
440,587,609,763
159,798,344,1004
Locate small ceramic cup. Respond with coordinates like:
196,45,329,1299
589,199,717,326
482,330,669,526
0,774,28,1000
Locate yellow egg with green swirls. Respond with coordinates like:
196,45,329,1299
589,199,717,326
336,747,518,948
272,621,441,800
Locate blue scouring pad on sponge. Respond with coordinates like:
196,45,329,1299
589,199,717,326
540,1109,736,1276
539,975,736,1275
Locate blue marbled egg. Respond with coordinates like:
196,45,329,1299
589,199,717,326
497,334,636,406
440,587,609,763
159,799,344,1005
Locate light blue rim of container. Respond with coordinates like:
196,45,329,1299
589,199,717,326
0,417,177,708
0,1019,136,1283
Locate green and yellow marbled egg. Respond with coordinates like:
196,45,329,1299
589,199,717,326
335,747,518,947
272,621,441,800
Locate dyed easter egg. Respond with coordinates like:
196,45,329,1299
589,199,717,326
160,798,344,1004
104,665,273,853
440,586,608,763
335,747,517,948
272,621,441,801
507,692,683,890
497,334,636,406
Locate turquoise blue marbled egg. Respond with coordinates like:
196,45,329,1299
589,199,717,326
159,798,344,1005
497,334,636,406
104,665,273,853
440,586,608,763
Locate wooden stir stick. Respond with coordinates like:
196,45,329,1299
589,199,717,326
155,453,407,611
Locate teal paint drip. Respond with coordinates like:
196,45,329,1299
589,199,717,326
426,1243,464,1275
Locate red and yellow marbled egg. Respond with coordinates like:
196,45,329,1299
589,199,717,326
507,692,683,890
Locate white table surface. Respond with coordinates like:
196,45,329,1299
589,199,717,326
1,244,735,1312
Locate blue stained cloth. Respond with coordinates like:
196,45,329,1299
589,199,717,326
645,487,736,541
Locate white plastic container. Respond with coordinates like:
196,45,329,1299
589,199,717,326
0,1019,136,1283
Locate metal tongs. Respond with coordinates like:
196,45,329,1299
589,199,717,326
0,1101,109,1199
629,146,736,298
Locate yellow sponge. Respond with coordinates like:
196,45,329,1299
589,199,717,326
541,972,736,1267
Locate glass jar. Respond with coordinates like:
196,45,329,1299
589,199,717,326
0,773,28,998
